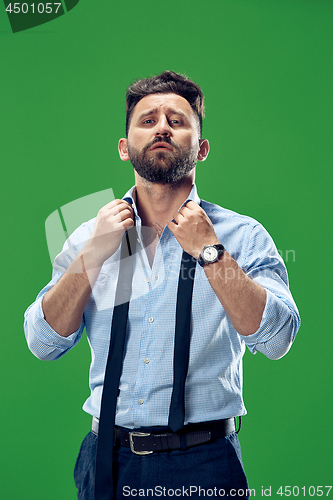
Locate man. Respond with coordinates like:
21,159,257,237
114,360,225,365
24,71,300,500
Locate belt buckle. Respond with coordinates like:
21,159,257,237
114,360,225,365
129,432,154,455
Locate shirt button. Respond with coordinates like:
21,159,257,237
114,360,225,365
138,399,144,405
146,278,150,283
155,274,159,282
148,316,154,323
144,358,150,364
137,238,141,244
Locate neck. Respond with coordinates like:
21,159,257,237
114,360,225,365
135,174,194,237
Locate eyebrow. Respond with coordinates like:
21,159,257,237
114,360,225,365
137,107,188,122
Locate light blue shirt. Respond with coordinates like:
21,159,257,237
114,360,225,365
24,184,300,428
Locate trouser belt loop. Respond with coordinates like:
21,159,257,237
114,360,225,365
236,416,242,434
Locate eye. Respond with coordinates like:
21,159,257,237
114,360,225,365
143,119,154,124
170,119,181,125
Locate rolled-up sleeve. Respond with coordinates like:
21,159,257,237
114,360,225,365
24,222,90,360
24,278,85,360
239,223,300,360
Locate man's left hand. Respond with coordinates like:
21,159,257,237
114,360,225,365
167,201,220,259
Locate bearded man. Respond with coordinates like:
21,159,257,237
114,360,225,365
24,71,300,500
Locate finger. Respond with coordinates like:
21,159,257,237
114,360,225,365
110,201,133,216
117,207,134,222
122,217,134,230
103,200,133,217
107,212,133,231
101,198,126,210
183,200,199,210
171,212,182,224
113,200,132,210
178,205,191,217
167,220,177,233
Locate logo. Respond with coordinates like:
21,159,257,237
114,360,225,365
45,189,164,309
45,188,115,265
3,0,80,33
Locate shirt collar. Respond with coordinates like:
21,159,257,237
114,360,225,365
122,183,201,217
181,183,201,208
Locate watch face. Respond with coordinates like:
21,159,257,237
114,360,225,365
203,246,218,262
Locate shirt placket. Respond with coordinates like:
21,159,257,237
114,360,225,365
131,231,169,427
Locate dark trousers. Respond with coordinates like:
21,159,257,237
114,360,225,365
74,430,249,499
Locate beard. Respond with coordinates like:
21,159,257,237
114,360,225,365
127,137,198,184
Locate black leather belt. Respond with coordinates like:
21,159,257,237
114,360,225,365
91,417,236,455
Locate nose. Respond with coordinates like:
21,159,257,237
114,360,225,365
155,115,171,137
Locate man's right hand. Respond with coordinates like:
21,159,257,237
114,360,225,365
83,199,134,269
42,199,134,337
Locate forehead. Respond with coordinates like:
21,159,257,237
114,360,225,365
131,93,195,121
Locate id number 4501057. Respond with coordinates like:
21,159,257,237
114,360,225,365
5,3,62,14
276,486,332,497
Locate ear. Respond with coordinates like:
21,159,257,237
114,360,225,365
118,138,130,161
197,139,209,162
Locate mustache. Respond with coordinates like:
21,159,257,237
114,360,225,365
143,136,181,153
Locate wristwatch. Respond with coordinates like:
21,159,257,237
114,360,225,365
197,244,225,267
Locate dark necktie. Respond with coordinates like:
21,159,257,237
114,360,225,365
94,227,137,500
168,251,197,431
94,231,197,500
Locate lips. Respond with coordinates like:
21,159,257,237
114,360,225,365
150,142,173,151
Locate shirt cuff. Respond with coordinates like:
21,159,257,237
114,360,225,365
25,296,83,359
238,289,299,357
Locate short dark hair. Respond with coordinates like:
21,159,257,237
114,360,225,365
125,70,205,137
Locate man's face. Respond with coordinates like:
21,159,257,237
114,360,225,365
123,93,203,184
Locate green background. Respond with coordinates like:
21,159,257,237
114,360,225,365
1,0,332,498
